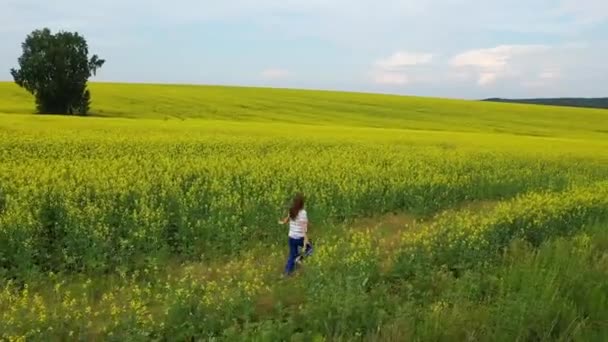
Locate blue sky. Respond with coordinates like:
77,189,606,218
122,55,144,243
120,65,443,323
1,0,607,99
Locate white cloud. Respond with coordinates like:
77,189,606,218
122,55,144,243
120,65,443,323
261,68,291,80
478,73,498,86
450,45,550,87
375,52,434,70
370,43,604,91
521,69,562,88
371,51,433,85
372,72,409,85
450,45,548,70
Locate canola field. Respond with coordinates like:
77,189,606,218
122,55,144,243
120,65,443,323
0,82,607,340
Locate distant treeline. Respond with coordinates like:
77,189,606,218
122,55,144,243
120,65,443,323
483,97,608,110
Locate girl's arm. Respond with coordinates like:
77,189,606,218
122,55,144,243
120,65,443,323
303,219,310,245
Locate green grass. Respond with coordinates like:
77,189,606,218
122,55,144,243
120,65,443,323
1,82,607,140
368,223,608,341
1,81,607,340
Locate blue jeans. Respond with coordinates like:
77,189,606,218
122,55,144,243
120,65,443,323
285,237,304,275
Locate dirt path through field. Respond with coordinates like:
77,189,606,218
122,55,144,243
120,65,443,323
169,199,502,284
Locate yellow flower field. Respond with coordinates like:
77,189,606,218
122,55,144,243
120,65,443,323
0,82,607,340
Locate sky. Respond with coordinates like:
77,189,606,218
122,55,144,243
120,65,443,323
1,0,607,99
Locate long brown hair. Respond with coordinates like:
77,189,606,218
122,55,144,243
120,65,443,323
289,193,305,220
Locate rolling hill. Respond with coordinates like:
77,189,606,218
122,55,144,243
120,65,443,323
1,82,607,140
1,81,608,340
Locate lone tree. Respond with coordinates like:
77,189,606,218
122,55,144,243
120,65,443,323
11,28,105,115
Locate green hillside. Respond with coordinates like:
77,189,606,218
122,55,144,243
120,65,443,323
1,82,608,340
1,82,607,140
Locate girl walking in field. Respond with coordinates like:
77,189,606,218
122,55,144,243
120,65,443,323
279,193,312,276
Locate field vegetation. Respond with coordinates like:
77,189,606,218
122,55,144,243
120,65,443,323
0,82,607,340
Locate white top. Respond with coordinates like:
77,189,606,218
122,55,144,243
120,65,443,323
288,209,308,238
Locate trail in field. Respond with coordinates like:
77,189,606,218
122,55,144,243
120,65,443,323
169,199,502,283
52,198,504,329
252,199,503,315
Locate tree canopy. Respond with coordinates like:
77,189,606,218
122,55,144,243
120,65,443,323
10,28,105,115
483,97,608,110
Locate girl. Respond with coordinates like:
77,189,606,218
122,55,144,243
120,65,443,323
279,193,311,275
